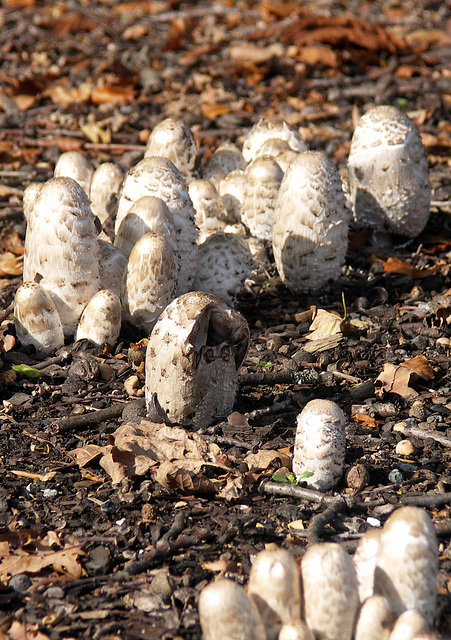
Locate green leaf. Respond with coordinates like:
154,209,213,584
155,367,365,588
259,359,274,368
271,473,289,483
13,364,41,379
297,471,314,480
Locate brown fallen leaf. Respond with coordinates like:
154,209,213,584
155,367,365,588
353,413,379,429
228,43,284,65
378,256,438,278
0,252,23,277
155,460,217,494
375,355,434,397
297,44,339,68
38,13,98,36
244,448,292,471
7,621,51,640
201,104,233,119
306,308,344,341
227,411,250,427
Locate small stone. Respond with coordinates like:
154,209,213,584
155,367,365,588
393,421,407,434
411,335,428,351
388,469,403,484
346,464,370,491
395,439,416,456
9,574,32,593
409,400,428,421
43,586,65,599
349,379,375,401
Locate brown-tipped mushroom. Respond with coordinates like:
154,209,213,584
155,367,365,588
242,116,307,164
198,579,265,640
145,291,249,428
144,117,197,181
188,179,229,242
241,156,283,241
14,282,65,356
98,240,127,299
293,399,346,491
218,169,246,223
54,150,93,195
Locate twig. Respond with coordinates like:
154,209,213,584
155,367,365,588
307,496,347,546
246,399,293,421
83,143,145,152
239,369,320,387
58,398,145,432
159,511,186,544
259,480,340,505
400,492,451,508
396,424,451,448
32,349,72,370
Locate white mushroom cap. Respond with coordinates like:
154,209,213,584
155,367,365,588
353,528,382,603
89,162,124,224
293,399,346,491
354,594,395,640
278,620,315,640
115,156,197,295
22,182,43,226
199,579,266,640
98,240,127,299
193,232,255,306
389,609,430,640
14,282,64,356
202,141,247,186
75,289,121,347
242,117,307,163
121,232,177,334
247,545,302,640
218,169,246,223
301,542,360,640
347,105,431,237
145,291,249,428
272,151,350,293
189,179,229,228
54,151,93,195
375,506,438,626
253,137,292,161
144,117,197,181
114,196,177,260
241,156,283,241
275,148,299,173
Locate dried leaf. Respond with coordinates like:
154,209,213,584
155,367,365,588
228,43,284,65
353,413,379,428
7,621,51,640
306,308,343,341
155,460,216,494
227,412,250,427
39,13,98,36
201,104,233,119
80,123,111,144
297,45,339,68
0,229,25,255
244,449,292,471
69,444,106,468
375,355,434,397
43,82,92,106
122,24,149,40
113,1,169,15
0,334,16,354
379,257,438,278
9,470,56,482
91,84,135,105
0,252,23,277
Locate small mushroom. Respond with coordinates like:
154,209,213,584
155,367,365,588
242,116,307,164
145,291,249,428
98,240,127,298
272,151,350,293
89,162,124,224
14,282,64,356
198,579,265,640
54,151,93,195
293,399,346,491
193,232,255,306
75,289,121,347
253,137,291,161
247,545,302,640
347,105,431,237
188,179,229,242
241,156,283,241
353,528,382,603
121,232,177,334
144,117,197,181
202,141,247,186
389,609,430,640
218,169,246,223
354,594,395,640
278,621,315,640
301,542,360,640
375,506,438,626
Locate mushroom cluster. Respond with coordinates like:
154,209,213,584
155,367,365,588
199,506,440,640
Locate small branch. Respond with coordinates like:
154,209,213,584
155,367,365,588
396,424,451,448
239,369,320,387
400,492,451,508
259,480,339,505
308,496,347,546
57,398,145,432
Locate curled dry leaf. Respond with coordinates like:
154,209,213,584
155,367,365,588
375,355,434,397
377,256,438,278
0,252,23,277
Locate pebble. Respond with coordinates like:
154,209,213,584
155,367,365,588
346,464,370,491
42,488,58,499
393,421,407,433
9,574,32,593
395,439,416,456
388,469,404,484
43,586,65,599
409,400,428,421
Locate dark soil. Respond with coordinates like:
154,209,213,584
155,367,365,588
0,1,450,639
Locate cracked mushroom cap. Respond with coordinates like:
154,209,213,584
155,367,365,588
354,594,395,640
121,232,177,334
389,610,430,640
114,196,177,260
145,291,250,428
115,156,197,295
218,169,246,223
247,545,302,640
353,528,382,603
293,399,346,491
347,105,431,237
14,282,65,356
98,240,127,298
75,289,121,347
193,232,255,306
301,542,360,640
54,151,93,195
89,162,124,224
202,141,247,186
241,156,283,241
242,116,307,163
374,506,438,626
199,579,266,640
23,176,100,336
272,150,350,293
144,117,197,181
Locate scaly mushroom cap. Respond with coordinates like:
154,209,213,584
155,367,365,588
114,196,177,260
348,105,431,237
353,528,382,603
75,289,121,347
275,148,299,173
218,169,246,223
202,141,247,186
247,545,302,640
301,542,360,640
189,179,229,228
89,162,124,224
389,609,430,640
242,117,307,163
278,621,315,640
293,399,346,491
54,151,93,195
23,176,100,336
14,282,65,356
354,595,395,640
115,156,197,295
98,240,127,298
22,182,43,227
253,137,292,161
199,579,266,640
272,151,350,293
241,156,283,241
193,232,255,306
375,506,438,626
121,232,177,334
144,117,197,181
145,291,249,428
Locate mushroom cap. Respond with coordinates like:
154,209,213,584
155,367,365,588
218,169,246,223
144,117,197,180
75,289,122,347
293,399,346,491
193,232,255,305
272,151,349,293
89,162,123,224
278,621,315,640
54,151,93,195
301,542,360,640
353,528,382,603
348,105,430,237
354,594,395,640
98,240,127,298
188,179,229,232
121,232,177,334
242,116,307,163
145,291,249,428
241,156,283,241
389,609,430,640
199,579,266,640
253,137,292,161
14,282,65,356
22,182,43,226
202,141,247,186
375,506,438,626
